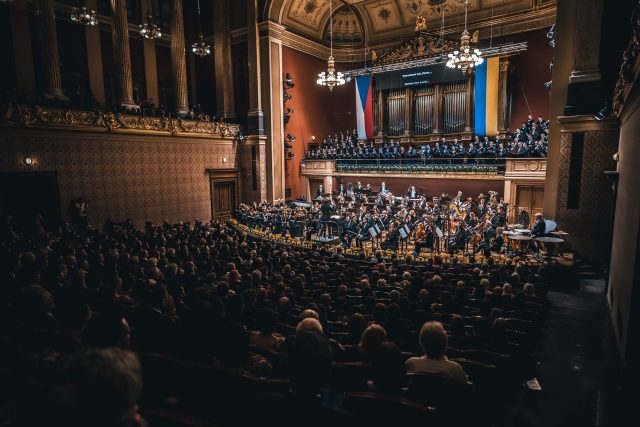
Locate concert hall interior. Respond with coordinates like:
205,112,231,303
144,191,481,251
1,1,639,426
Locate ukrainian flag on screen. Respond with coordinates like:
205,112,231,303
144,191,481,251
474,57,499,137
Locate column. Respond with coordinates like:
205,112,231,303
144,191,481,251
141,0,159,106
214,0,236,118
403,87,414,138
497,59,510,132
110,0,137,108
82,0,105,105
376,87,385,138
433,84,443,134
9,1,37,99
170,0,189,114
569,0,604,84
259,21,286,201
464,71,474,133
34,0,66,100
247,0,264,134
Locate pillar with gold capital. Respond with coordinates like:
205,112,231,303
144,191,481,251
214,0,235,118
34,0,66,100
110,0,137,109
170,0,189,115
247,0,264,135
498,58,511,132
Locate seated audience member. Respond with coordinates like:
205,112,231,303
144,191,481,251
343,313,368,345
359,323,388,362
51,348,144,427
250,308,285,352
368,341,406,395
405,321,468,383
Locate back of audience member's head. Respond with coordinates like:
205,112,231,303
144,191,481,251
296,317,323,335
347,313,367,341
371,341,406,393
449,314,466,337
289,330,333,395
83,313,132,349
359,323,388,361
419,321,448,360
55,348,142,427
473,317,491,337
372,303,387,324
523,282,536,297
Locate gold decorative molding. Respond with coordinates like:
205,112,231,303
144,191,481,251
373,31,457,66
1,104,241,138
613,1,640,116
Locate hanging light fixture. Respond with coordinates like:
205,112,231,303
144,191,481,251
70,6,97,26
191,0,210,57
317,0,345,91
140,1,161,40
446,0,483,73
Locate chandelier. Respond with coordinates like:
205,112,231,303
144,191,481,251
446,1,483,73
139,13,161,39
317,0,345,91
191,33,211,57
70,6,97,26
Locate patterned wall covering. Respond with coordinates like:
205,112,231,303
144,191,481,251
555,129,618,266
0,130,237,227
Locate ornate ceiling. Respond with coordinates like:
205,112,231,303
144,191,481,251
267,0,556,46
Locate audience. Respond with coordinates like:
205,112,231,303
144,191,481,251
0,215,547,426
305,116,548,161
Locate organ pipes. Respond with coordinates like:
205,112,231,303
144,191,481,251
414,87,434,135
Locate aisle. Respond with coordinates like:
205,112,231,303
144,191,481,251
515,278,623,427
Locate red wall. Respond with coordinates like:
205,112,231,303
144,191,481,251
333,176,504,199
499,29,553,128
281,46,356,199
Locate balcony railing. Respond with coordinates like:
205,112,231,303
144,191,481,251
325,157,510,175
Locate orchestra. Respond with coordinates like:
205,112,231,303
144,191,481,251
234,182,564,259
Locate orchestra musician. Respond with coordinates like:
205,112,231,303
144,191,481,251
380,220,399,250
316,184,324,198
413,222,435,256
448,220,467,253
406,185,418,199
340,214,358,248
380,181,389,194
453,190,464,206
532,212,546,238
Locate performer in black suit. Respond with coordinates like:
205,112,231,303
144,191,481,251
340,215,357,248
448,221,467,253
380,221,400,250
531,212,546,237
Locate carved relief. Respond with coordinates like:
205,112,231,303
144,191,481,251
1,105,240,138
374,32,457,65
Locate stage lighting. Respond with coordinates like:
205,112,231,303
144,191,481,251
284,91,292,102
287,152,295,159
284,73,295,88
593,103,612,121
284,142,293,150
283,108,294,125
544,81,552,90
286,108,295,114
287,134,296,142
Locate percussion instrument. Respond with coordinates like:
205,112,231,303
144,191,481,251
544,220,558,233
508,235,532,252
535,237,564,256
514,228,532,234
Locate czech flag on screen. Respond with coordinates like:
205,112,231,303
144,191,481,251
355,76,374,140
474,56,499,137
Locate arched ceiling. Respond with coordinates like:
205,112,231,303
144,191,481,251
269,0,556,45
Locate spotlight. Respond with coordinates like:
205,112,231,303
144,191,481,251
593,103,612,121
287,152,295,160
284,91,292,102
284,142,293,150
286,108,295,114
544,81,552,90
284,73,295,89
287,134,296,142
23,156,33,166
